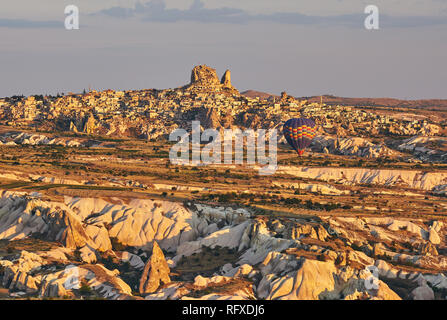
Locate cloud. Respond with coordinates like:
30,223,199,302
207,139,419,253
95,0,447,28
0,19,61,29
98,0,249,24
382,15,447,28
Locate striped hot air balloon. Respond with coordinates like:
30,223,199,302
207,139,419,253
283,118,317,156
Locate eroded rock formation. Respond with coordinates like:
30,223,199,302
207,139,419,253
139,241,171,294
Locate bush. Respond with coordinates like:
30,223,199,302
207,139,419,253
79,282,93,296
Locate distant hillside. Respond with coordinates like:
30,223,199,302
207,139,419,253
241,90,279,100
242,91,447,110
302,95,447,111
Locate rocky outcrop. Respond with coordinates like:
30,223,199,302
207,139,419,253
312,135,396,158
117,251,145,270
47,209,91,249
1,192,447,300
139,241,171,295
175,221,251,258
421,242,438,256
83,113,97,134
272,181,350,196
221,70,232,89
0,196,89,249
190,65,221,87
398,136,447,162
411,285,435,300
1,251,43,294
259,258,337,300
198,107,222,129
187,65,238,94
278,166,447,191
257,255,401,300
0,132,83,147
238,219,296,266
39,264,132,299
69,121,78,133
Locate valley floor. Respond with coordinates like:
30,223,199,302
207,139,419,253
0,129,446,300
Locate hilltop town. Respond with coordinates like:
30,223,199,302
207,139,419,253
0,65,444,146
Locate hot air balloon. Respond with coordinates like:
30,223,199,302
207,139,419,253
283,118,317,156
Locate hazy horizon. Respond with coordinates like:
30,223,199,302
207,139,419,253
1,0,447,100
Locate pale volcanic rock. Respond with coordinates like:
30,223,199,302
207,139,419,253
421,242,439,256
259,251,300,276
68,198,198,252
0,195,97,251
0,132,83,148
262,259,338,300
198,106,222,129
152,184,209,193
117,251,145,270
428,227,441,245
47,209,91,250
411,285,435,300
83,264,132,299
272,181,350,196
139,241,171,295
40,247,71,261
223,263,257,278
423,274,447,291
39,273,68,298
347,250,374,267
374,282,402,300
193,204,251,226
312,135,395,158
145,283,189,300
79,245,98,263
175,221,250,258
286,223,316,240
84,224,113,252
2,190,447,300
278,166,447,191
258,257,401,300
182,275,255,300
39,264,132,299
373,243,385,256
1,251,44,294
335,222,401,244
83,113,97,134
181,289,255,300
434,184,447,196
234,264,255,278
69,121,78,133
0,196,48,240
221,70,233,88
193,275,231,289
190,65,220,87
187,65,238,94
64,197,114,220
387,220,427,239
398,136,446,161
431,221,444,233
30,175,84,186
375,260,400,279
192,275,209,288
238,220,296,266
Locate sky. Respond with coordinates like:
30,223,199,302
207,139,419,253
0,0,446,99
